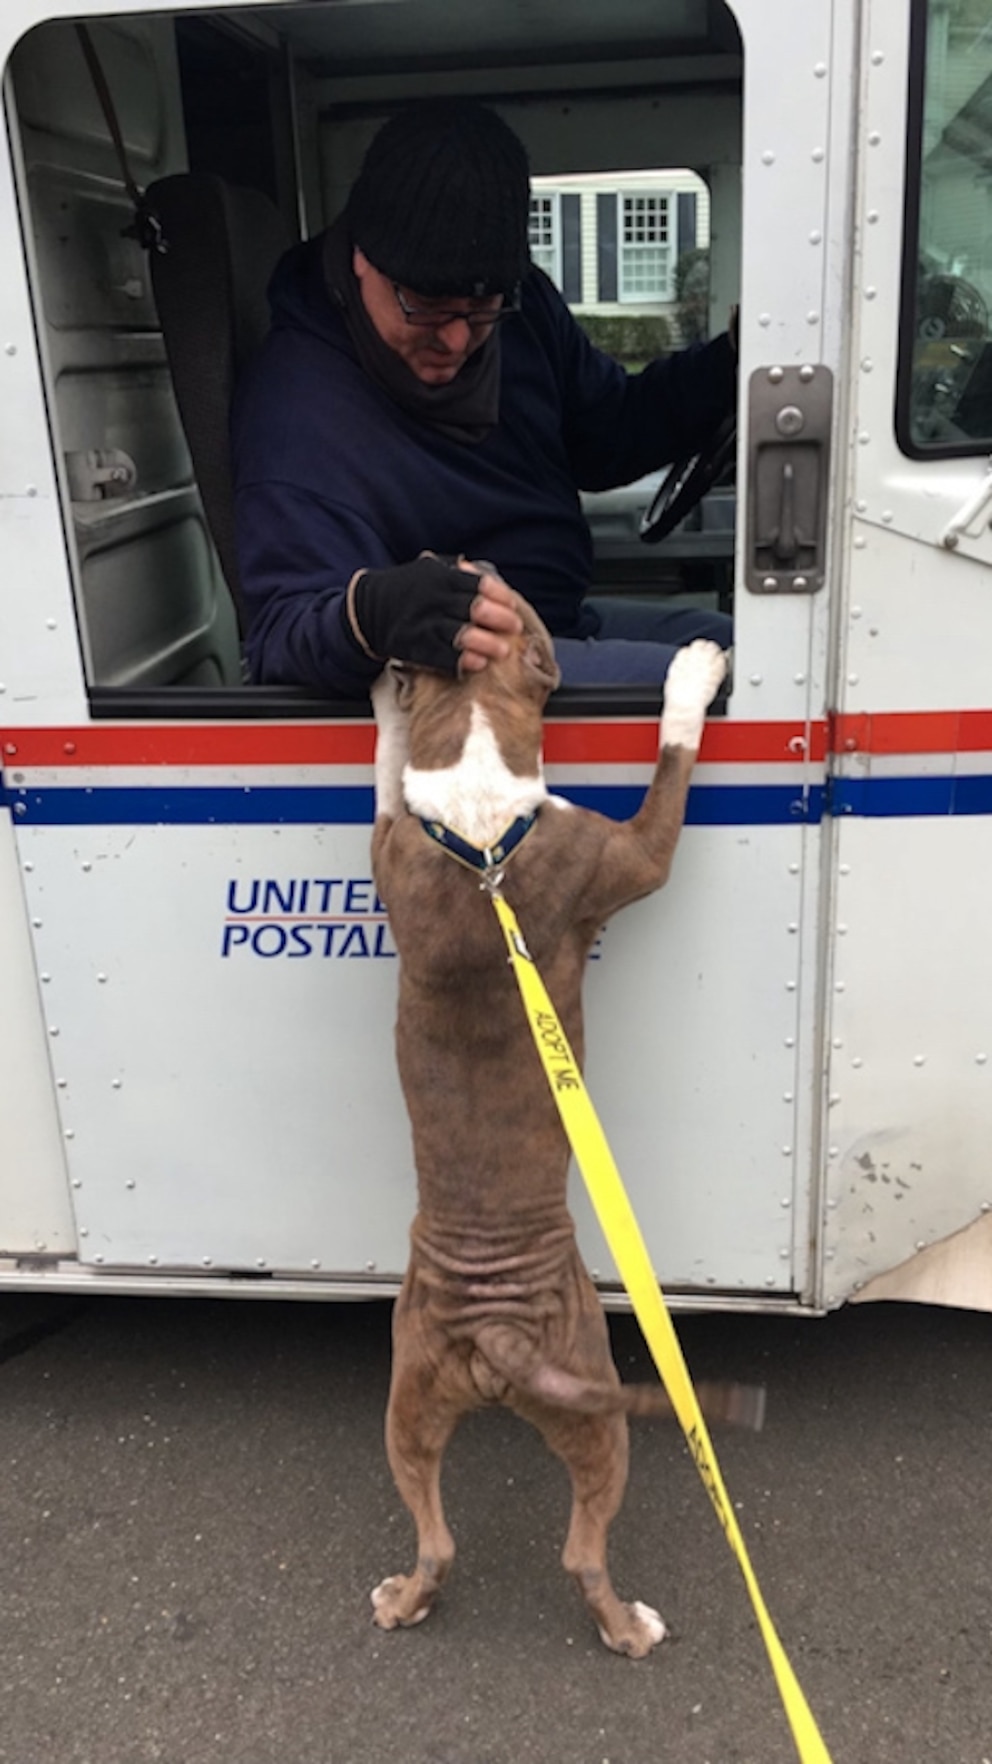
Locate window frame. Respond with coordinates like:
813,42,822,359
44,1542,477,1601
616,189,675,305
895,0,992,460
528,190,562,289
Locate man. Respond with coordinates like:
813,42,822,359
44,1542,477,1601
232,99,735,695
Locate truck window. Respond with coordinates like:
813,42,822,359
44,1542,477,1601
528,170,733,623
8,4,741,709
898,0,992,456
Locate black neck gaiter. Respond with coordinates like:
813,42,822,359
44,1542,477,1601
322,216,501,446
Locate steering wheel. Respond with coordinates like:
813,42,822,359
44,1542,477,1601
639,414,737,544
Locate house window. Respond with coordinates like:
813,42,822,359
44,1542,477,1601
618,193,673,303
528,193,561,286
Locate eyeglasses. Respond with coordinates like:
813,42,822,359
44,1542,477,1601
392,282,522,331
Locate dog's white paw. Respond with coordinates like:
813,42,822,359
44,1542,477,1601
597,1598,667,1658
371,1574,432,1630
660,639,728,752
631,1599,667,1645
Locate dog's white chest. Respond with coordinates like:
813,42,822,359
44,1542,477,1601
403,702,547,847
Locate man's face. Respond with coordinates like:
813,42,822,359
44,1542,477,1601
353,248,503,385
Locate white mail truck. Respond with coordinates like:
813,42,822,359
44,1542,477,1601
2,0,990,1313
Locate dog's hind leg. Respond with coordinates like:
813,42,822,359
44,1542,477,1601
533,1405,667,1658
371,1342,464,1631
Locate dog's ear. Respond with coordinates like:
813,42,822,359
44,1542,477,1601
508,591,560,695
386,660,418,711
522,629,561,696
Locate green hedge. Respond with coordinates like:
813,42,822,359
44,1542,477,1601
576,312,673,369
673,247,710,345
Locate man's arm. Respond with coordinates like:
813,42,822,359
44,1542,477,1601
565,329,737,491
236,483,520,694
235,480,385,696
528,272,736,492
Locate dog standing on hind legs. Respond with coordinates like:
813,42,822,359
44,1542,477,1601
369,591,758,1657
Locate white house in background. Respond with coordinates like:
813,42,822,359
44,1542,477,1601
528,168,710,323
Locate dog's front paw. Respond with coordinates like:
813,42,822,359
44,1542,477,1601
661,640,728,752
371,1573,434,1630
597,1598,668,1659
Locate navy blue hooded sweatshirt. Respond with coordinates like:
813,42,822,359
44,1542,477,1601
232,236,736,697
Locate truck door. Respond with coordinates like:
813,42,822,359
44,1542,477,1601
822,0,992,1308
568,0,846,1304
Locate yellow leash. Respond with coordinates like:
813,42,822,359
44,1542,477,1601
489,886,834,1764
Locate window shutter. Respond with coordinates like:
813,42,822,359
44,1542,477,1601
561,193,582,303
677,191,697,254
597,192,617,302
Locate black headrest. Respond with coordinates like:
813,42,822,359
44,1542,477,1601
145,174,292,622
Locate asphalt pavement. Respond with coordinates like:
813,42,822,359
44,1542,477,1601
0,1292,989,1764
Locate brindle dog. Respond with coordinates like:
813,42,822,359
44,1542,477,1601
369,592,759,1656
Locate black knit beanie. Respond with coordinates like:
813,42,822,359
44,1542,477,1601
345,99,531,298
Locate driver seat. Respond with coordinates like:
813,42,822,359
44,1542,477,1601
144,173,292,629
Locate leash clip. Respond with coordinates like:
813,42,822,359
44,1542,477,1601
479,863,505,898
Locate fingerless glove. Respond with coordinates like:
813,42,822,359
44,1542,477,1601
344,556,482,675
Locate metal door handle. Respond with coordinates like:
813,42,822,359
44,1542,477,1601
747,366,832,593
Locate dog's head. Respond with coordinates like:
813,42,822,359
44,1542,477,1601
386,579,559,772
488,587,560,705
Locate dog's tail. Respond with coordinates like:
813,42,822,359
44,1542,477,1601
471,1324,765,1431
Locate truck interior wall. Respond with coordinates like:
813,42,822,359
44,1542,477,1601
9,16,241,691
